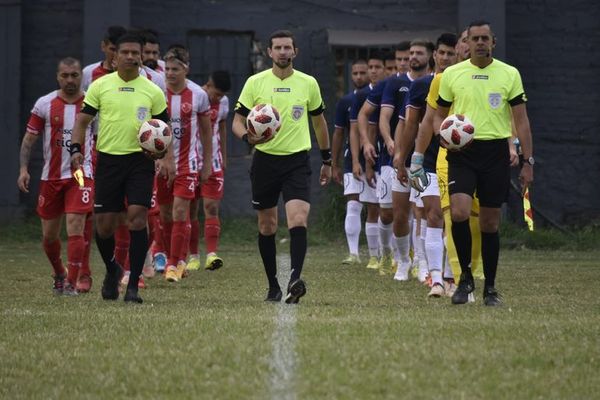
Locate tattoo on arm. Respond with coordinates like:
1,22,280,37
19,136,34,168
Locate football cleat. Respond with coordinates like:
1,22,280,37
63,282,79,296
366,256,380,270
427,283,445,298
124,288,143,304
176,262,188,279
153,252,167,273
443,280,456,298
393,262,410,281
378,252,394,276
265,287,283,302
120,271,130,287
341,254,361,265
285,279,307,304
53,274,65,295
101,264,122,300
186,254,201,271
483,286,502,306
138,276,146,289
451,273,475,305
165,265,179,282
76,274,92,293
205,253,223,271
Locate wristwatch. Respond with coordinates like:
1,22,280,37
524,156,535,166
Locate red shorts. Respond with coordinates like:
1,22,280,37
148,175,160,216
37,178,94,219
200,170,224,200
156,173,198,205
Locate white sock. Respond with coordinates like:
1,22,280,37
378,217,393,256
394,234,411,264
425,227,444,284
411,218,419,259
365,222,380,257
345,200,362,255
414,219,426,263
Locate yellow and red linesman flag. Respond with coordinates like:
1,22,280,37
73,167,84,188
523,187,534,231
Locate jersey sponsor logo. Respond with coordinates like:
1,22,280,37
251,200,260,205
119,87,135,92
488,93,502,109
137,107,149,121
273,88,291,92
398,86,410,92
472,74,489,80
292,105,304,121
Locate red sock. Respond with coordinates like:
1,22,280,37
67,235,85,285
162,220,173,257
152,217,166,255
115,224,130,271
167,221,187,266
189,220,200,255
43,238,65,276
182,220,191,260
80,214,93,275
204,217,221,254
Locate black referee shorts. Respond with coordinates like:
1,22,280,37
249,150,312,210
94,151,155,213
446,139,510,208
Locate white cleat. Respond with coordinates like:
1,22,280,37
428,283,445,298
393,262,410,281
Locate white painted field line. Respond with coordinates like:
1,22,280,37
269,255,297,400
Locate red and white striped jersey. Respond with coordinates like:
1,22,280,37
26,91,94,181
167,82,210,175
82,61,111,91
207,96,229,173
141,66,166,93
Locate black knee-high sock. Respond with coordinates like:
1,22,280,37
451,219,472,276
127,228,148,291
289,226,307,283
95,231,118,273
481,231,499,288
258,233,278,289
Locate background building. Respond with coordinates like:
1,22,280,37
2,0,599,226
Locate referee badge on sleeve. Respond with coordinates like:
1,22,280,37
488,93,502,109
292,105,304,121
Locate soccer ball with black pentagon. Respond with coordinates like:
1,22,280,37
439,114,475,151
138,119,172,154
246,103,281,141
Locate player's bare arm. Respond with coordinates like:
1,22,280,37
311,113,332,186
17,132,39,193
511,103,534,192
379,106,395,155
331,126,344,185
198,113,213,182
357,102,377,165
349,122,362,179
70,111,94,169
392,118,407,182
218,119,227,170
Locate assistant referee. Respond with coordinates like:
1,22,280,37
232,30,332,304
71,33,170,303
435,20,534,306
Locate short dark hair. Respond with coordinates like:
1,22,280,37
57,57,81,71
368,50,386,63
395,41,411,52
269,30,296,49
210,70,231,92
468,19,493,35
164,46,190,65
103,25,127,45
351,59,367,67
410,39,435,54
436,33,458,49
166,43,187,52
382,50,395,63
116,32,144,50
143,28,160,44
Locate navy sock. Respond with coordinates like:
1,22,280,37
451,219,472,277
258,233,278,289
289,226,307,283
481,231,500,288
127,228,148,291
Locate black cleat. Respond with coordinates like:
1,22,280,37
53,274,65,295
483,286,502,306
101,264,122,300
265,287,282,302
451,273,475,305
124,288,143,304
285,279,307,304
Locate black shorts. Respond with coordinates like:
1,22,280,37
94,152,155,213
447,139,510,208
250,150,312,210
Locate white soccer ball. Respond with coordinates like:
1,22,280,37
138,119,172,153
246,103,281,141
439,114,475,151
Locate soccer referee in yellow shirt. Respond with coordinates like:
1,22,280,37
232,30,332,304
71,33,169,303
435,20,534,306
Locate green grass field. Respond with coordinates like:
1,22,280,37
1,224,599,399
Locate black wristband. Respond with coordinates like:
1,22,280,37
320,148,332,161
69,143,82,155
242,133,249,144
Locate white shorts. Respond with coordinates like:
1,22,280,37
378,166,394,206
359,172,379,204
410,188,424,208
392,168,411,194
343,172,363,196
420,173,440,198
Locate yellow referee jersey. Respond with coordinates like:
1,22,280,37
84,72,167,155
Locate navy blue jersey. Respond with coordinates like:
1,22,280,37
349,84,380,172
379,73,413,167
406,74,439,173
334,91,355,173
